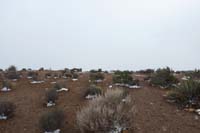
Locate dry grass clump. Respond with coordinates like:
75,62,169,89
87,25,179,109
77,89,135,133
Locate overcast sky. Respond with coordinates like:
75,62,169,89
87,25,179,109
0,0,200,71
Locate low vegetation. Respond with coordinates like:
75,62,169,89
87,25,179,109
85,85,102,99
150,67,178,88
5,65,19,80
39,109,64,132
167,79,200,108
89,72,104,82
113,71,139,86
0,101,15,119
77,89,135,133
46,88,58,104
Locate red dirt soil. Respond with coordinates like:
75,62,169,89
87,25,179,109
0,73,200,133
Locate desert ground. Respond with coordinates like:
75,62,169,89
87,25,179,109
0,71,200,133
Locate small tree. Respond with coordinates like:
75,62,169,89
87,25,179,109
39,109,64,132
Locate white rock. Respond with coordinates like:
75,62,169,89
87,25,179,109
1,87,11,92
56,88,69,92
45,129,60,133
47,101,56,107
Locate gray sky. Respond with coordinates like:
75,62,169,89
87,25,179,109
0,0,200,71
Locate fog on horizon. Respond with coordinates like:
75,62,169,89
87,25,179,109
0,0,200,71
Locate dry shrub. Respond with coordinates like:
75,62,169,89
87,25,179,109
46,88,58,103
0,101,15,119
39,109,64,132
77,89,135,133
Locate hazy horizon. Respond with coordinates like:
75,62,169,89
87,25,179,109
1,0,200,71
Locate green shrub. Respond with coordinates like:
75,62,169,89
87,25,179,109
113,71,138,86
39,109,64,132
72,73,79,79
46,88,58,103
2,81,12,89
77,89,135,133
85,85,102,97
53,82,66,90
167,79,200,108
90,72,104,82
150,67,178,88
5,65,19,79
0,101,15,119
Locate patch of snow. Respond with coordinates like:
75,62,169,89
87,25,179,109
12,79,17,81
1,87,11,92
0,114,7,120
129,85,141,89
62,76,67,79
195,109,200,115
72,79,78,81
44,129,60,133
27,76,32,79
182,76,190,81
96,79,103,83
85,95,97,100
56,88,69,92
122,99,126,102
31,81,44,84
51,82,57,84
109,85,113,88
109,125,123,133
47,101,56,107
